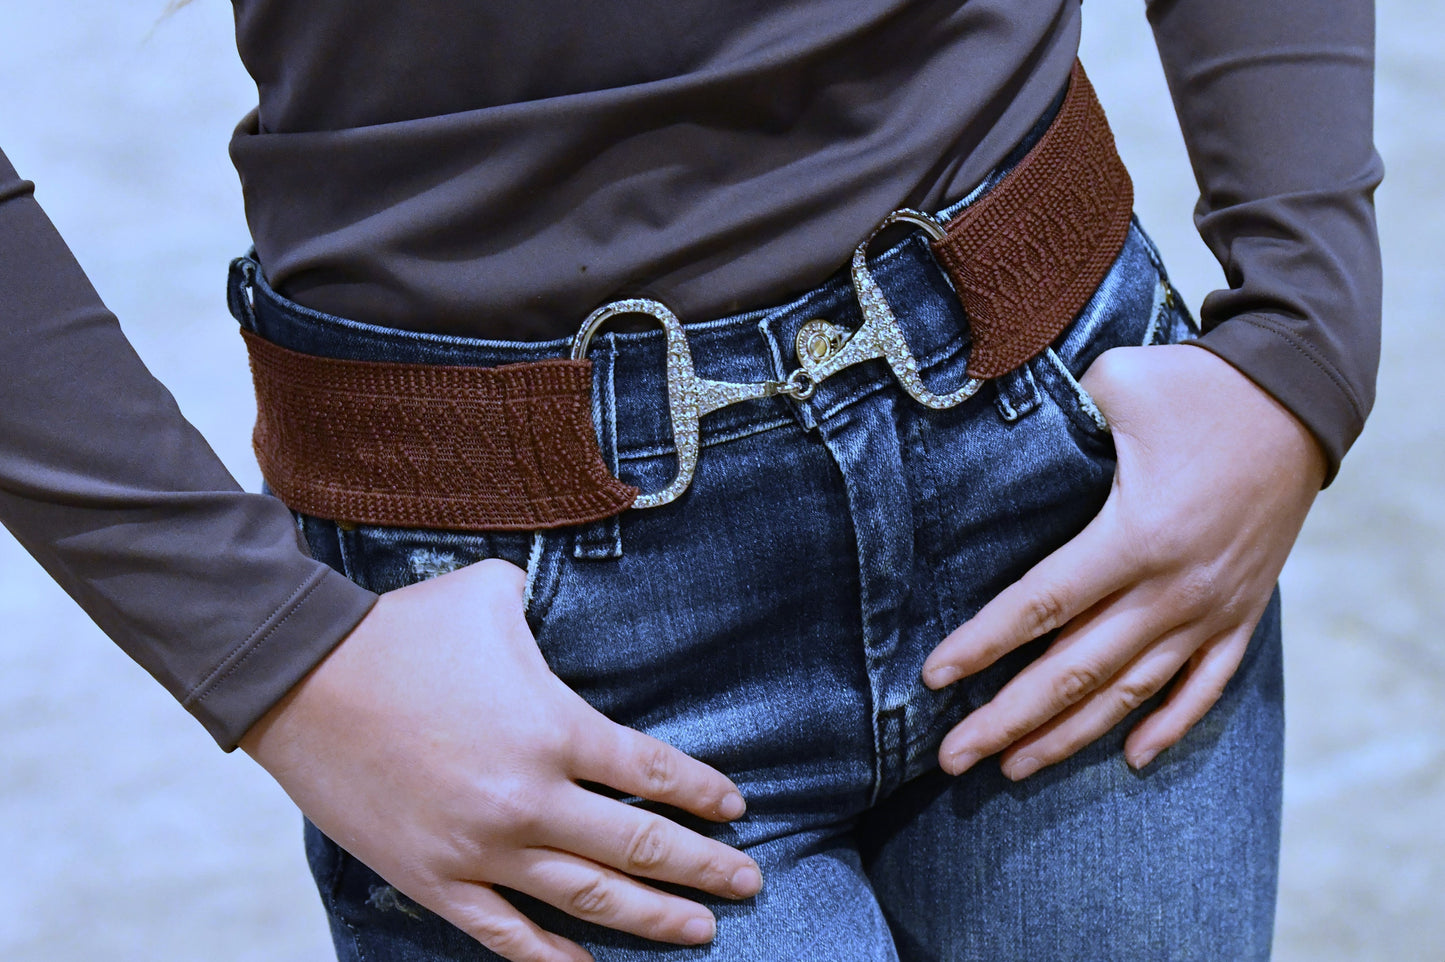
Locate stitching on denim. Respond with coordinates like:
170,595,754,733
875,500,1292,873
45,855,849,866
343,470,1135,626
327,857,371,962
819,377,897,421
1142,279,1167,347
185,573,326,707
522,533,545,615
336,525,355,583
993,364,1041,422
574,342,625,559
1045,348,1109,433
600,344,624,556
252,256,572,357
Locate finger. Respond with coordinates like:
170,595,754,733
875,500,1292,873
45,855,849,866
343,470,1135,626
936,592,1180,774
543,786,761,899
508,847,719,946
995,622,1202,780
922,512,1136,688
1124,624,1253,769
572,722,747,822
440,881,594,962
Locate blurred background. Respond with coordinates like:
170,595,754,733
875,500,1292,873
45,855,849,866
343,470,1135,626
1,2,1440,959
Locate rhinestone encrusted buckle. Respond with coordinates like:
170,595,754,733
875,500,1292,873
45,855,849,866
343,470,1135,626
571,209,984,509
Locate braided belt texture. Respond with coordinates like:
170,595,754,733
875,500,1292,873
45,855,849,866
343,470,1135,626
932,61,1133,379
243,330,637,531
240,59,1131,531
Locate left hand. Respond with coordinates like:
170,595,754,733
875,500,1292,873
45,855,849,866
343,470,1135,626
922,343,1326,779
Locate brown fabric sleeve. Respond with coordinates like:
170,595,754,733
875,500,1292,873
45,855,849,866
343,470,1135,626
0,148,377,749
1147,0,1383,482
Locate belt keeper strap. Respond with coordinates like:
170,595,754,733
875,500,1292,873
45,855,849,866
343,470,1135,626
932,61,1134,379
242,329,638,531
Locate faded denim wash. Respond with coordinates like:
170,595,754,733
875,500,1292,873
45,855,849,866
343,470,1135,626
233,154,1283,961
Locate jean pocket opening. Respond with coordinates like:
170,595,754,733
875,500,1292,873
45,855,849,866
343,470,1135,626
1043,346,1110,435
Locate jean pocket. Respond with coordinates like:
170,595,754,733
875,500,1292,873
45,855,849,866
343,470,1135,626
298,520,567,630
1029,220,1195,443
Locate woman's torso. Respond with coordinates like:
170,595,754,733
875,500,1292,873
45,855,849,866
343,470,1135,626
229,0,1081,339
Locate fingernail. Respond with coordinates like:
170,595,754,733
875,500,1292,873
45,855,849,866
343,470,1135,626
730,864,762,898
946,750,980,776
681,915,716,944
1006,756,1041,780
1128,747,1159,770
718,791,746,820
924,666,959,689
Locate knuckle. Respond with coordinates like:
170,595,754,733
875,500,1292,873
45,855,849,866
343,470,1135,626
1132,523,1187,565
624,821,670,872
1172,567,1218,617
449,905,535,960
565,875,617,919
1212,590,1252,627
1023,590,1069,637
703,855,739,892
482,780,544,835
637,744,677,795
473,918,531,957
1115,675,1159,712
533,718,575,763
475,556,526,584
1054,663,1104,706
685,852,730,893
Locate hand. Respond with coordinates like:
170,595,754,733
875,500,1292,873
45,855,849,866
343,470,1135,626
240,559,761,962
922,344,1326,779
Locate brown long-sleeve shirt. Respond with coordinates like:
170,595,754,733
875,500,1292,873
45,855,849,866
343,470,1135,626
0,0,1382,748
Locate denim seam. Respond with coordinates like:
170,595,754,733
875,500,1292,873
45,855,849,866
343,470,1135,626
1043,347,1109,433
904,414,965,635
758,314,820,433
1142,278,1168,347
336,525,356,583
522,533,545,616
329,876,371,962
249,254,575,356
526,534,566,625
574,340,625,559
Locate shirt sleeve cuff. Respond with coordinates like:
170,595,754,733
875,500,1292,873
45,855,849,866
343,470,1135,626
1190,315,1368,486
182,565,378,750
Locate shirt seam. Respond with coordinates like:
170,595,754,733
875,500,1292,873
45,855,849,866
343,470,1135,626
1217,314,1365,424
181,570,328,709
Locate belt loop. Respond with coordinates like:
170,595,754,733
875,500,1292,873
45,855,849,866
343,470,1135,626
993,363,1041,422
227,251,259,332
573,336,625,560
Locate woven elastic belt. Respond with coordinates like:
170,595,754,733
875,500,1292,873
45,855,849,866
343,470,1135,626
236,60,1131,532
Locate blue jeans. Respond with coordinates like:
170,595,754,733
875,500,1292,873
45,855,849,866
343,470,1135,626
236,163,1283,962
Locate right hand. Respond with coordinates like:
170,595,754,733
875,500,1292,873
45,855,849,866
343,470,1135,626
239,558,762,962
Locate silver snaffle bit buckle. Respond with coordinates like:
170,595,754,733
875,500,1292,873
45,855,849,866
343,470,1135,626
795,209,984,410
571,209,984,510
572,299,814,509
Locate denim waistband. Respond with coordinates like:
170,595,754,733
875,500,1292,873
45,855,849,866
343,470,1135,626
228,86,1065,463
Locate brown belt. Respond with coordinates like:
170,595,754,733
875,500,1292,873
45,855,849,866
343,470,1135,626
242,60,1131,532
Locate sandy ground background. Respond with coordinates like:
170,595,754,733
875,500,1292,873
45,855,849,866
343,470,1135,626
1,2,1440,959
